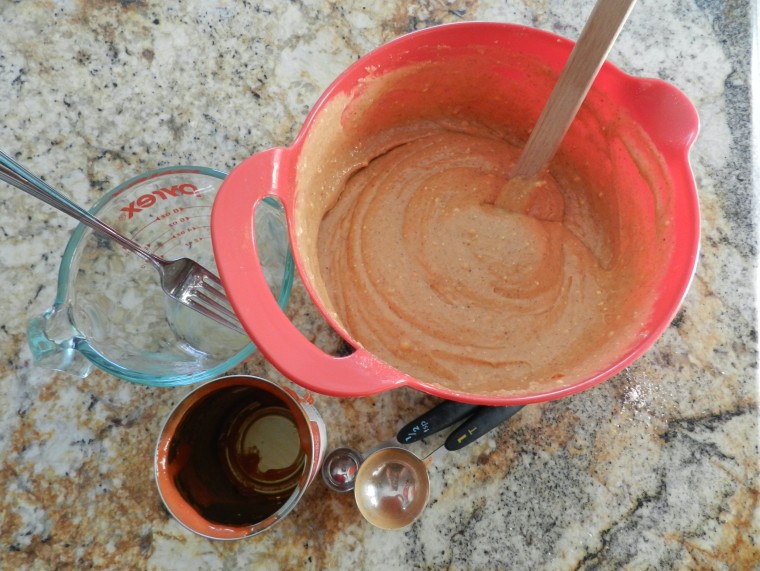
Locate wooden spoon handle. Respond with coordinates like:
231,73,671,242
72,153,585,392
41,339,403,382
512,0,638,179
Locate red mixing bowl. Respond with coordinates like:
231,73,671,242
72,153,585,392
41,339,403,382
211,22,700,405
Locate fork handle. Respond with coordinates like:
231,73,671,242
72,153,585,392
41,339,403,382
0,150,158,266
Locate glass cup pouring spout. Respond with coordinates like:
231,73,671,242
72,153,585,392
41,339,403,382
28,301,94,379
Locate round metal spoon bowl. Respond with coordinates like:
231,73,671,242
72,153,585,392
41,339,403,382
322,447,363,493
353,447,430,530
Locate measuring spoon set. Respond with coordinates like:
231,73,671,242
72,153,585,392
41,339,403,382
322,401,523,529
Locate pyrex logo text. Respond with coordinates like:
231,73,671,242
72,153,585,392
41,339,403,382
120,184,198,218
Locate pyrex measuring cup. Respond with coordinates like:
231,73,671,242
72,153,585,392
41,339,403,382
27,166,293,386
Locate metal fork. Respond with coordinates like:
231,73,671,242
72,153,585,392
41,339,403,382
0,150,246,335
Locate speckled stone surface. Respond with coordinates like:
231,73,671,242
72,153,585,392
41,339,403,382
0,1,757,569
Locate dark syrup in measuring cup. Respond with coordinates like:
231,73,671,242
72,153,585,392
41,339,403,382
167,385,306,526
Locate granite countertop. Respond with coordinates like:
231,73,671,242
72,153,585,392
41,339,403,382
0,1,757,569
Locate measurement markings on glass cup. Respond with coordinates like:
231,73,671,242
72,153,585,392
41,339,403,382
119,182,201,219
135,207,211,257
117,182,214,256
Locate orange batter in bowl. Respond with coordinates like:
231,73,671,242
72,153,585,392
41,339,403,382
290,56,673,396
316,116,656,394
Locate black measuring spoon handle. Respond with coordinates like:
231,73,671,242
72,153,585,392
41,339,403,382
396,401,480,444
444,405,524,451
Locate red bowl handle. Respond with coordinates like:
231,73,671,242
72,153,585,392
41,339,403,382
211,148,409,397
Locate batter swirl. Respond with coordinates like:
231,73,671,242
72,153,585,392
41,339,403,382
317,121,641,394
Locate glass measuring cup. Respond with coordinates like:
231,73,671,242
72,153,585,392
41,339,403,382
27,166,294,387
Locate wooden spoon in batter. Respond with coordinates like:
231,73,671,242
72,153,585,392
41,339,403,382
495,0,638,214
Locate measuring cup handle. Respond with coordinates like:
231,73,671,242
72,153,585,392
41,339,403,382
396,401,480,444
212,148,408,397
